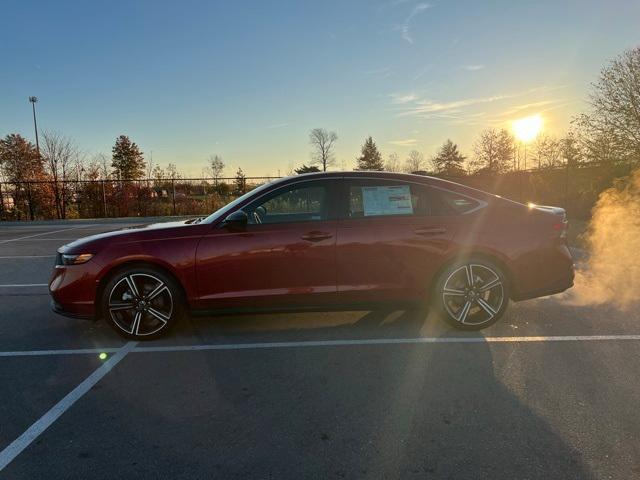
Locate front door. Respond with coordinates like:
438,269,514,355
195,179,338,310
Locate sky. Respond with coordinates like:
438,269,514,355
1,0,639,177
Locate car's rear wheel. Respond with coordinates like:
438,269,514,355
102,266,183,339
434,258,509,330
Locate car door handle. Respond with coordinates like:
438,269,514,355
414,227,447,235
301,232,333,242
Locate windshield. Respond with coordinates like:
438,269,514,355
201,180,279,224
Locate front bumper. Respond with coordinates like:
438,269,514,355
49,262,100,319
50,298,94,320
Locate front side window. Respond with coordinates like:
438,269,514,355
247,182,328,224
347,182,430,218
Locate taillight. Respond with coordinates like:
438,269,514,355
552,219,568,239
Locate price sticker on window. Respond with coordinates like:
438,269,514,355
362,185,413,216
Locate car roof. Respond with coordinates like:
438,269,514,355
272,171,509,206
278,171,479,194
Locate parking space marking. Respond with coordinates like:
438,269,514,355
0,225,96,244
0,255,56,259
1,238,84,241
1,334,640,359
0,341,137,472
0,347,121,357
134,334,640,353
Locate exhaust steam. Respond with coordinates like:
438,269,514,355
562,168,640,310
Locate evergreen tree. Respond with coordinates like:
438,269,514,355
432,139,466,175
355,136,384,171
234,167,246,193
111,135,145,180
294,164,321,174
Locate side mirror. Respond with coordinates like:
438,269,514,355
222,210,248,231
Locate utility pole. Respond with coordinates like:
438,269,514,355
28,96,40,156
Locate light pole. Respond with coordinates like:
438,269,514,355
28,96,40,157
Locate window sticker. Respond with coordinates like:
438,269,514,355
362,185,413,216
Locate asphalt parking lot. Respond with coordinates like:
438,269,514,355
1,219,639,479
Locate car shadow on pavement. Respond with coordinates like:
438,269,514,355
13,309,594,479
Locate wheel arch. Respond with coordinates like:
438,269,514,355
95,259,188,319
429,249,515,300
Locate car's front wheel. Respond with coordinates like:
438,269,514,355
102,266,183,339
434,258,509,330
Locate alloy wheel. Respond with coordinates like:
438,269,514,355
108,273,173,336
441,263,504,326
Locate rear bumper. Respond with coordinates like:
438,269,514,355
511,243,575,301
511,269,574,301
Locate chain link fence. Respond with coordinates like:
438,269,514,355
0,162,635,221
0,176,278,221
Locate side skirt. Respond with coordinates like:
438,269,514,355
190,300,424,317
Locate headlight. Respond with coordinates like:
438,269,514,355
57,253,94,265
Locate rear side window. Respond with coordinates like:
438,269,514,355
346,182,430,218
430,188,482,215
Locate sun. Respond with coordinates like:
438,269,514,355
512,114,543,143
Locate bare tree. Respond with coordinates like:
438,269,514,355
167,163,180,180
531,134,561,169
404,150,425,173
42,131,80,219
574,47,640,165
207,154,225,183
146,151,155,179
471,128,514,174
385,152,402,172
309,128,338,171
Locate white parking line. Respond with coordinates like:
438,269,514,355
134,334,640,353
2,334,640,359
0,347,121,357
0,225,96,244
0,255,56,259
0,341,137,472
0,238,82,241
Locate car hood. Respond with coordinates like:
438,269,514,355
60,219,201,253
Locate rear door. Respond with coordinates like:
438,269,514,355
335,178,458,304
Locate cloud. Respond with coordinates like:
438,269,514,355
389,92,419,104
397,94,511,117
380,0,413,8
463,64,485,71
392,85,568,122
395,2,432,44
389,138,418,146
364,66,394,79
495,100,560,117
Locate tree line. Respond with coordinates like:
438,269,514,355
1,47,639,219
300,48,639,176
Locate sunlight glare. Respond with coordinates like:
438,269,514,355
512,114,543,143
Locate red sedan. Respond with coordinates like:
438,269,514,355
50,172,574,339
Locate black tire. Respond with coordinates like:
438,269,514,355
433,257,509,330
101,266,183,340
